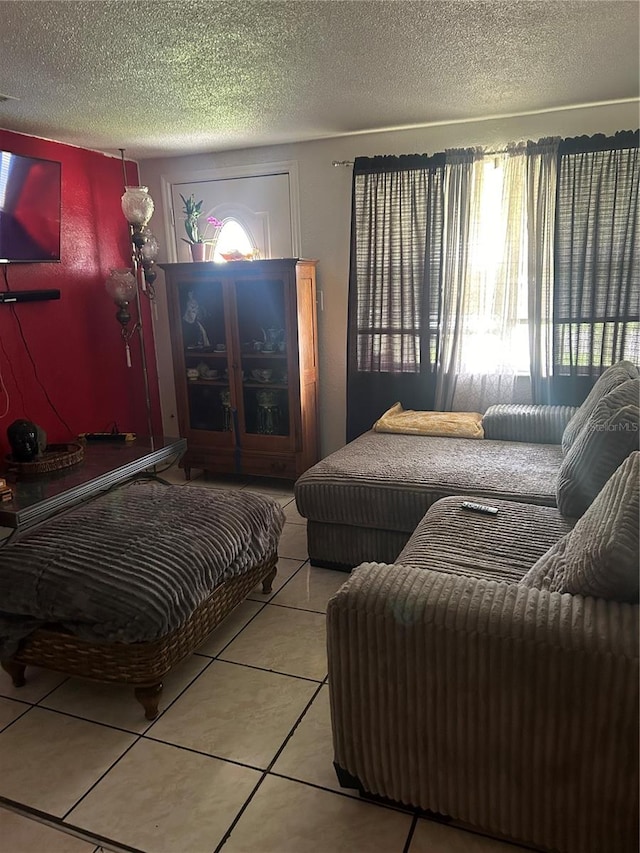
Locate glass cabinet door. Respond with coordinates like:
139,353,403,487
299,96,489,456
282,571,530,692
179,279,232,434
235,277,290,437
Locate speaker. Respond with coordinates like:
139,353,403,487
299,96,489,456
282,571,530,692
0,289,60,304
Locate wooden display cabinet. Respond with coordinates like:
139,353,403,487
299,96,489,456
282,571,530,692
161,258,319,480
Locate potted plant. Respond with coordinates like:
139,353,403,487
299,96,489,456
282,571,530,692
180,194,223,262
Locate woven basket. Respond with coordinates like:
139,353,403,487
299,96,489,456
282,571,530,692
5,442,84,476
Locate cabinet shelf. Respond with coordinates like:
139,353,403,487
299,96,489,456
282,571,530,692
184,352,228,360
244,383,288,390
241,352,287,360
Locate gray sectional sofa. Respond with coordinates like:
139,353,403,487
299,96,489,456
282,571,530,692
317,362,640,853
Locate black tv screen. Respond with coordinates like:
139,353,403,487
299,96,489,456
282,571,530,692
0,151,61,263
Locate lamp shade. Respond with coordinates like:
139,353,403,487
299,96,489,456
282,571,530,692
121,186,154,227
105,268,137,305
139,229,159,263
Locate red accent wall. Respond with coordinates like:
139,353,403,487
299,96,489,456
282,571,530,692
0,129,162,457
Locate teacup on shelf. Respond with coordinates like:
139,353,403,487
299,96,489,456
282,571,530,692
186,368,199,381
214,344,226,352
251,368,272,382
197,363,218,380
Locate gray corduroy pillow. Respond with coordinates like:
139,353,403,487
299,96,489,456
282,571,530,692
556,378,639,517
522,452,639,603
561,361,639,455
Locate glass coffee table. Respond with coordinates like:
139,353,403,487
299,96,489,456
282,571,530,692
0,435,186,539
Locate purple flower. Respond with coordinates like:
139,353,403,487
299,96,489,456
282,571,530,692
179,194,224,244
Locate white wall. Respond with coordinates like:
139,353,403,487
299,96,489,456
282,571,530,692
140,102,639,458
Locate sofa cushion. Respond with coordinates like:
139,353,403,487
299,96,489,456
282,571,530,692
396,496,575,584
482,404,576,444
556,379,639,517
561,360,639,454
521,453,639,603
295,431,563,534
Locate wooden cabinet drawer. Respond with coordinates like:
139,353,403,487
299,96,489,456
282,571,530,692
240,452,297,479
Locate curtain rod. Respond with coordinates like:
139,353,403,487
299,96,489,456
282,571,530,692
333,133,636,167
331,146,525,167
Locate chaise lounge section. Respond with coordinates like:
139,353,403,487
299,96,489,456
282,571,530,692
295,361,639,570
295,404,575,569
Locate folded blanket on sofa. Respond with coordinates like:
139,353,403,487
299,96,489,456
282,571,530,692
373,402,484,438
0,482,284,657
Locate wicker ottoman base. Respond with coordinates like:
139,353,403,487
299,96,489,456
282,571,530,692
1,554,277,720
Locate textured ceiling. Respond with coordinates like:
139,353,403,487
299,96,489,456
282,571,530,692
0,0,638,159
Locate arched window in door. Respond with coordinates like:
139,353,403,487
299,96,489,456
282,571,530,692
213,219,257,262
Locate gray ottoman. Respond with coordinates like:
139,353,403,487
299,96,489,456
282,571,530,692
0,481,284,718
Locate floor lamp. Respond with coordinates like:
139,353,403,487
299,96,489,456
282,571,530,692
104,151,159,449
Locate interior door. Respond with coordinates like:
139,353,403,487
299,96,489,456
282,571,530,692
171,173,293,262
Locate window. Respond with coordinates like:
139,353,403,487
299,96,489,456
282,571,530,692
213,219,256,262
455,155,530,376
348,134,638,431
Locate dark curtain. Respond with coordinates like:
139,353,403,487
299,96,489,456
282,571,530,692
347,154,445,440
552,130,639,404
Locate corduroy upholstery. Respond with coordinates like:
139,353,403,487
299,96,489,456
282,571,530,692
523,452,639,602
328,492,639,852
0,482,285,656
324,368,639,849
561,360,639,454
481,403,577,444
296,409,566,569
327,561,639,853
0,482,285,718
396,496,575,583
556,379,639,517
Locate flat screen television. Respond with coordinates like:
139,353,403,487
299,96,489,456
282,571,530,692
0,151,61,263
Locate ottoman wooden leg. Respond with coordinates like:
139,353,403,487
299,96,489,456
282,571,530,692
1,660,26,687
135,683,163,720
262,566,278,594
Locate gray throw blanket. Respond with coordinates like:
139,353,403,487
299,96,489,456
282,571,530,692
0,482,284,657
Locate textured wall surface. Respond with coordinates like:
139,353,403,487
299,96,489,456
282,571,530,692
0,129,162,456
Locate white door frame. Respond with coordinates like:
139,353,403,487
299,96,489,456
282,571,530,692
160,160,302,263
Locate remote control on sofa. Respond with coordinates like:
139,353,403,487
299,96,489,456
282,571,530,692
460,501,499,515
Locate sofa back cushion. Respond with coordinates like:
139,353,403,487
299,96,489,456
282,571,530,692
561,360,639,454
521,452,639,603
556,378,639,517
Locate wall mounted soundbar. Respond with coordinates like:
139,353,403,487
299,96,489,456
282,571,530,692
0,289,61,304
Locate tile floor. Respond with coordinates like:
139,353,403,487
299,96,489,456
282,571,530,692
0,466,534,853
